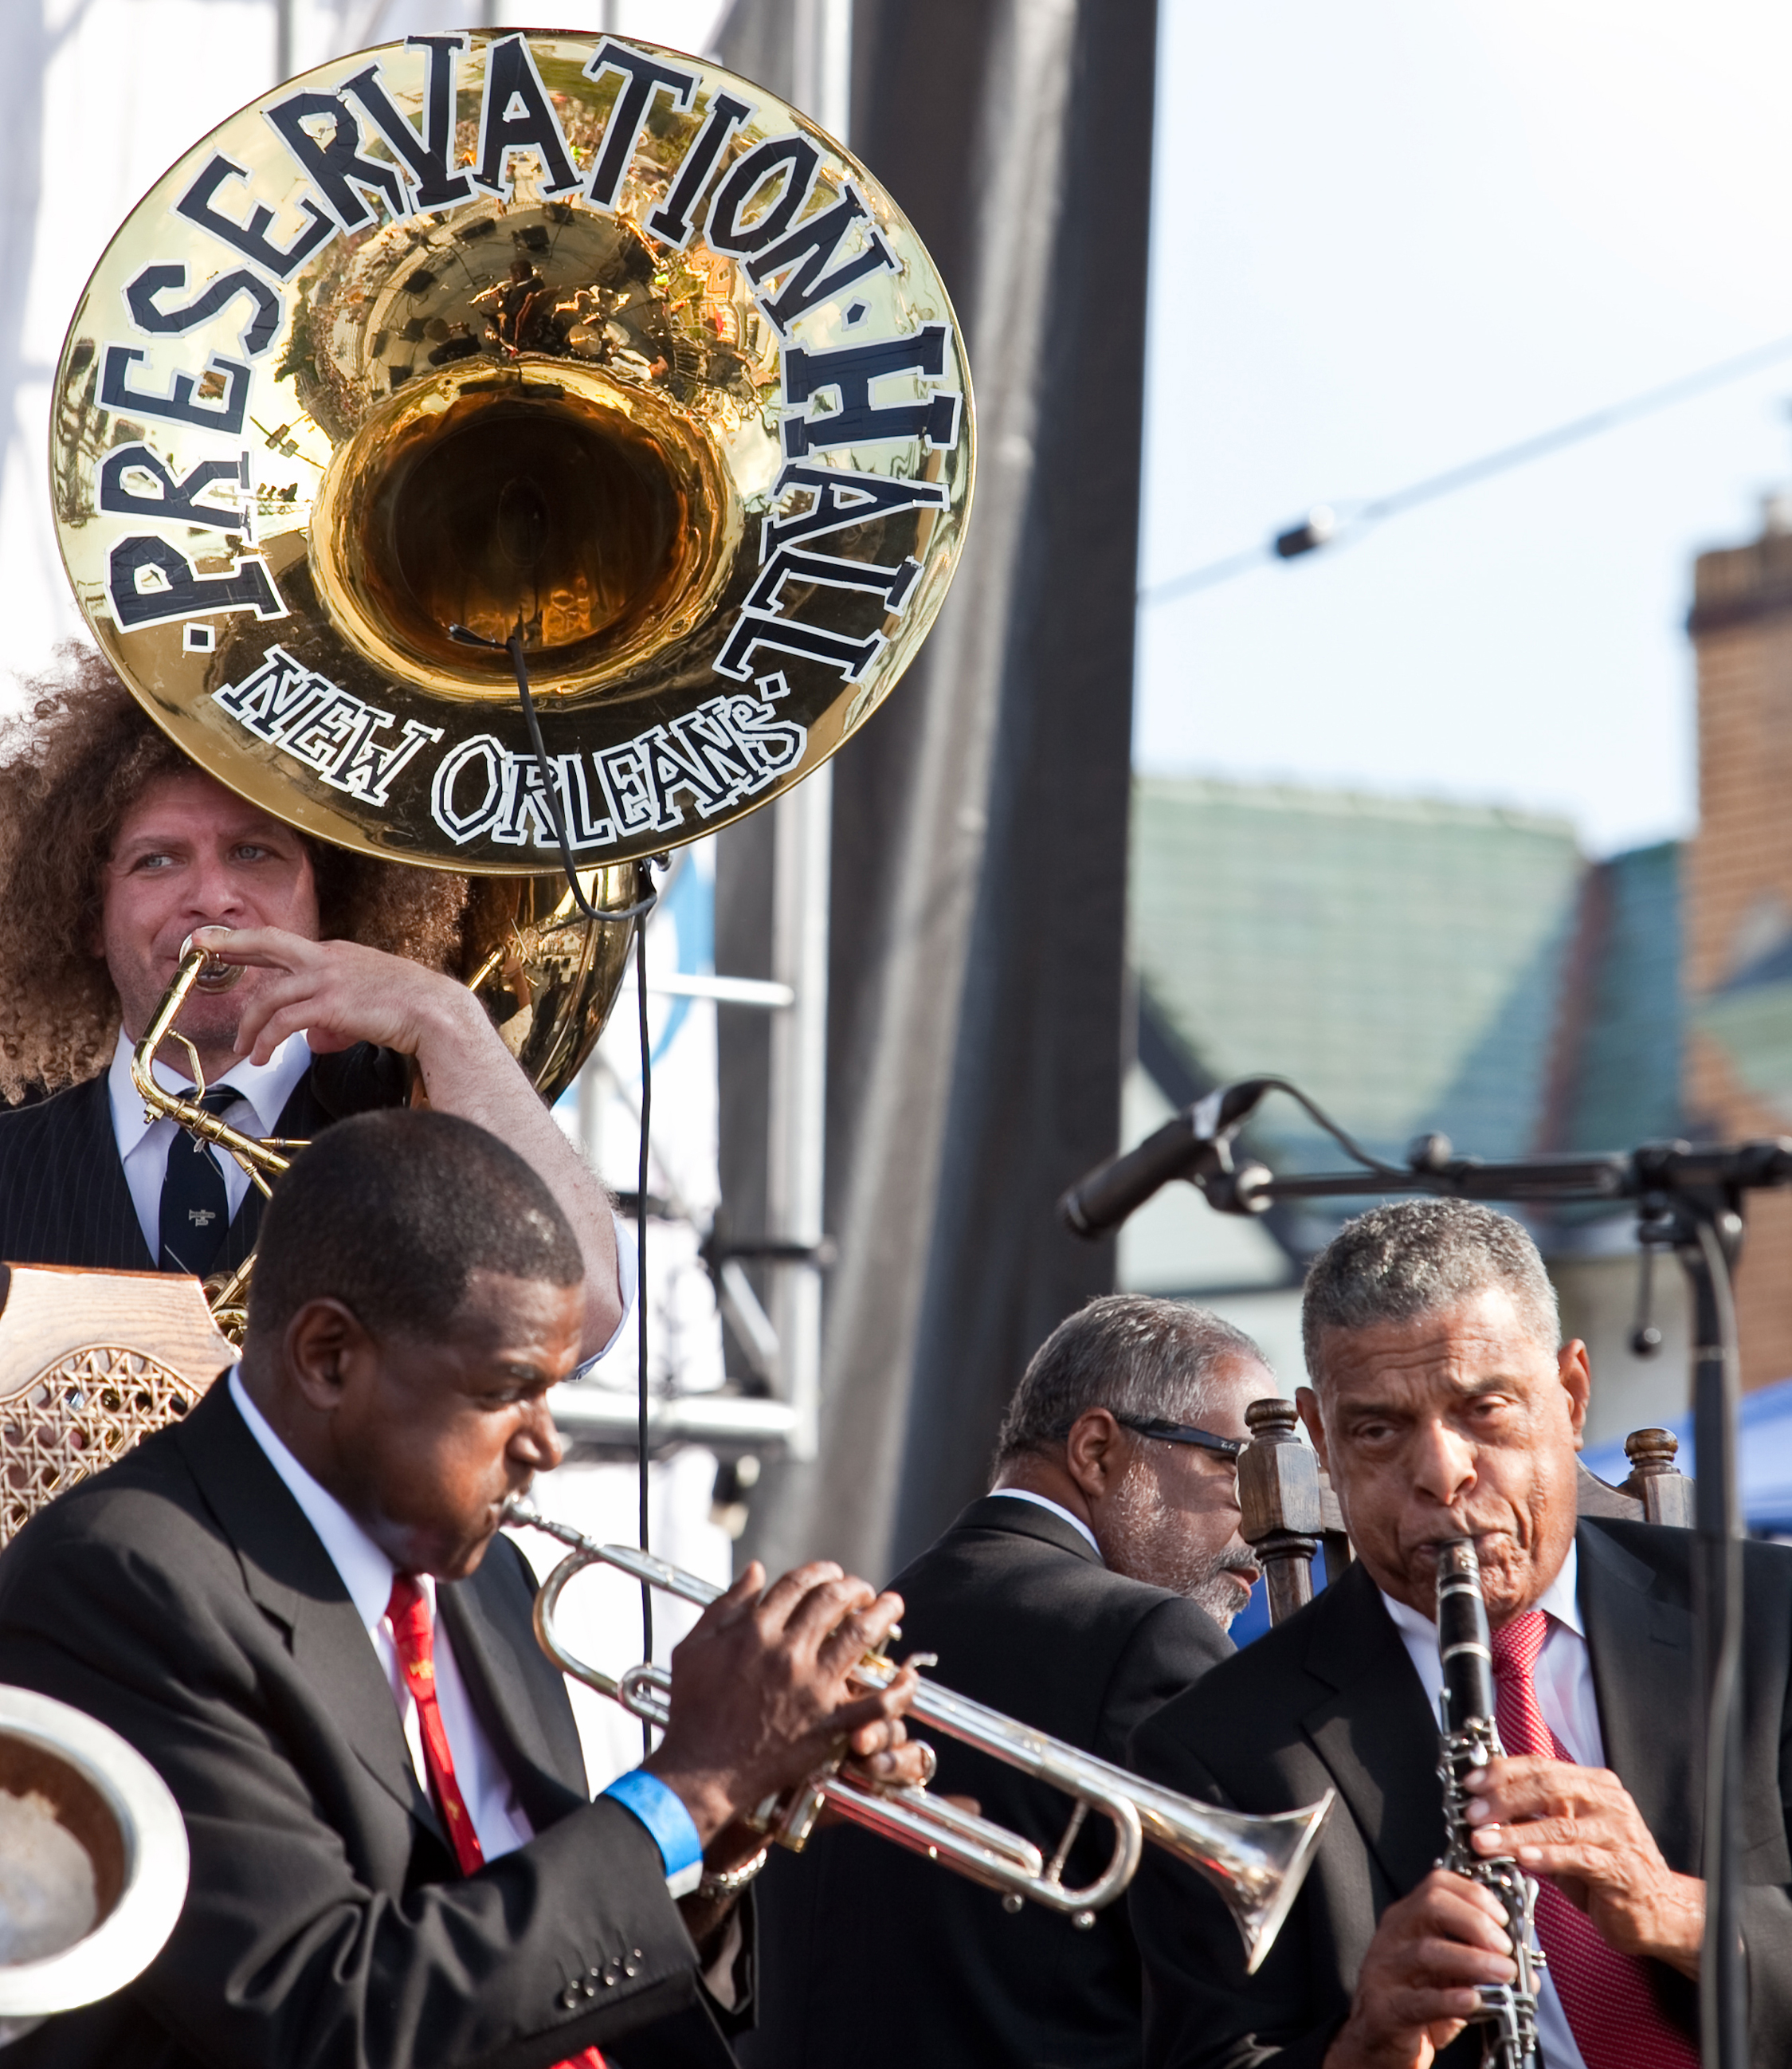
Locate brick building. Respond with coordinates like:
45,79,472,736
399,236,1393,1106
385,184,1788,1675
1686,505,1792,1392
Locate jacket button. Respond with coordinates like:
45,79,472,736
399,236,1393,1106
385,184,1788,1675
559,1986,580,2011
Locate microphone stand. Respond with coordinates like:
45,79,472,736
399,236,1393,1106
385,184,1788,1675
1063,1086,1790,2069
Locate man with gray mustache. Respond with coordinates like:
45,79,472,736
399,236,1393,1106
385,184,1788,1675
744,1295,1273,2069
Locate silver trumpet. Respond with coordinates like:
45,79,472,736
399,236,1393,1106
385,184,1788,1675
505,1499,1333,1969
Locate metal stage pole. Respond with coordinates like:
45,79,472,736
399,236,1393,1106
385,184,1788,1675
764,0,851,1466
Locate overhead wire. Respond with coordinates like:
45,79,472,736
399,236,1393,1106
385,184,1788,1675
1140,328,1792,607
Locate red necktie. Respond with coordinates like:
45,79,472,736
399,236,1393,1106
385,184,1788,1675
1488,1610,1697,2069
386,1575,605,2069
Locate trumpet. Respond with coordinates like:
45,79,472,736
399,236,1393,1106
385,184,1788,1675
130,934,308,1340
505,1499,1332,1969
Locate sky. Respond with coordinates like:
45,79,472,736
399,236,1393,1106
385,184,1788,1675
1135,0,1792,855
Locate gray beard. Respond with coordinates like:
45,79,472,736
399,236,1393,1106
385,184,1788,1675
1104,1466,1259,1628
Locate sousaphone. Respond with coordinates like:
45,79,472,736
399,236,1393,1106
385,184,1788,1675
49,27,974,1101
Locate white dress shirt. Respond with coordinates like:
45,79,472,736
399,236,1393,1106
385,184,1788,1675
229,1368,535,1862
1380,1547,1599,2069
108,1027,313,1258
989,1486,1104,1560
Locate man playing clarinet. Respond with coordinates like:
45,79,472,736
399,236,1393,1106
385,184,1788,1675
1127,1198,1792,2069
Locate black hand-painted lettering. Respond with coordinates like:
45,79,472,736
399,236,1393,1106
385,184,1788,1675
107,537,285,630
339,37,473,211
174,154,335,281
475,36,580,197
100,347,251,436
747,186,896,333
743,546,922,616
264,92,410,231
706,134,820,256
124,265,282,357
645,91,751,248
762,463,948,554
713,613,884,683
580,40,699,210
781,327,961,457
100,446,244,531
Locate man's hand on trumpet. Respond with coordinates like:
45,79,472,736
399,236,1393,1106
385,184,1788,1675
182,922,624,1360
643,1559,923,1851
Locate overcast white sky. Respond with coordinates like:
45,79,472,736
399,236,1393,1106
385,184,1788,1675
1136,0,1792,854
10,1,1782,858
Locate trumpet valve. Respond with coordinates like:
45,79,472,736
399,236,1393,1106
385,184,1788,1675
773,1777,831,1853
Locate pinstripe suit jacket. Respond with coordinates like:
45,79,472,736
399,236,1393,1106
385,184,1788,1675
0,1046,408,1270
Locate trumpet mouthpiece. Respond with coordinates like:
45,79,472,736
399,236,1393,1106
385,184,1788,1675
178,931,243,991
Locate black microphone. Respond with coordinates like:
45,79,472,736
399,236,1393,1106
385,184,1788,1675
1058,1078,1276,1239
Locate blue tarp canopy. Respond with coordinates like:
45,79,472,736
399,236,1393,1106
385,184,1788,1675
1583,1375,1792,1536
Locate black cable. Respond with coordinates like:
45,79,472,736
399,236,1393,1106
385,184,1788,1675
446,622,660,925
1239,1075,1411,1179
445,618,661,1751
635,913,653,1760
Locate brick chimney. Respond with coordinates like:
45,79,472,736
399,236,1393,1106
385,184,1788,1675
1685,497,1792,1389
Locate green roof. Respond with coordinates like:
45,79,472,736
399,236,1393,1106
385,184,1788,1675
1131,779,1586,1170
1560,841,1682,1152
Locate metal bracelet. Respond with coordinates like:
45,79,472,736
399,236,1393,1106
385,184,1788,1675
696,1846,770,1901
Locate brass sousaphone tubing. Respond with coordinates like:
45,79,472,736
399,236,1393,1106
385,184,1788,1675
508,1500,1334,1964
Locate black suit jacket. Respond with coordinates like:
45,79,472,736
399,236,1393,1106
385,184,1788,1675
0,1380,734,2069
0,1046,407,1271
740,1494,1235,2069
1126,1521,1792,2069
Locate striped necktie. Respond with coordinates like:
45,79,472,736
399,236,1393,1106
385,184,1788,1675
385,1576,608,2069
1488,1611,1697,2069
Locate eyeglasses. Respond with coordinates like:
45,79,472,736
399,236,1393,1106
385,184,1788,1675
1111,1413,1245,1459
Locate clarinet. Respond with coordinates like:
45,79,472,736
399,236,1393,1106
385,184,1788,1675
1434,1539,1544,2069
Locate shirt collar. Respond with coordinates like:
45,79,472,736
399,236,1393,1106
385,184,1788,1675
1380,1539,1582,1648
227,1366,425,1635
108,1024,314,1163
986,1486,1104,1561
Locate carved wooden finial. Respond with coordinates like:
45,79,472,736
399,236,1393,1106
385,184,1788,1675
1245,1395,1299,1440
1624,1427,1680,1475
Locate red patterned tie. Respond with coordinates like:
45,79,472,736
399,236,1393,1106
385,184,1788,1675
386,1576,605,2069
1488,1610,1697,2069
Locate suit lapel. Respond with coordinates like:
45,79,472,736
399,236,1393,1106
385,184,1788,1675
440,1544,589,1828
172,1382,448,1847
74,1072,156,1270
1577,1520,1699,1868
1299,1561,1446,1895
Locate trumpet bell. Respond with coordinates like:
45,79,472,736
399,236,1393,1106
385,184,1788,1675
0,1686,190,2045
1132,1784,1335,1975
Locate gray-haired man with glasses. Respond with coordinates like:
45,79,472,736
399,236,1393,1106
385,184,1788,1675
743,1295,1276,2069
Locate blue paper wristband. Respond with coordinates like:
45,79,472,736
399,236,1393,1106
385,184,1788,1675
602,1769,704,1890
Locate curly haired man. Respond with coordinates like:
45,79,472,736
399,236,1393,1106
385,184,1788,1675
0,646,625,1357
